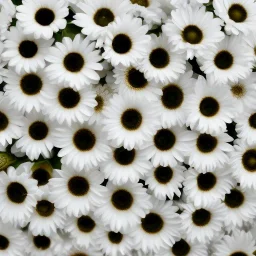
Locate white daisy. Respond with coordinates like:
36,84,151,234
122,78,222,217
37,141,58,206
102,15,151,67
54,122,111,171
138,34,186,84
213,0,256,35
95,181,152,232
183,167,235,207
145,163,185,200
163,4,224,59
45,34,103,90
49,166,107,217
244,31,256,63
2,26,54,74
186,76,234,135
102,94,159,150
67,246,103,256
16,0,68,40
131,198,181,254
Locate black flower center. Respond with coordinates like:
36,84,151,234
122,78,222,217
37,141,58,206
7,182,27,204
0,235,9,250
58,88,81,109
121,109,142,130
20,74,42,95
141,213,164,233
231,84,245,98
112,34,132,54
197,172,216,191
35,8,55,26
29,121,49,140
161,84,184,109
0,112,8,131
108,232,123,244
111,189,133,210
149,48,170,69
114,147,136,165
182,25,203,45
94,96,104,112
33,235,51,250
172,239,190,256
19,40,38,58
242,149,256,172
228,4,247,23
127,68,148,89
94,8,114,27
199,97,219,117
230,252,248,256
214,51,233,70
68,176,89,196
73,129,96,151
192,208,211,226
154,166,173,184
77,215,95,233
154,129,176,151
224,189,244,208
64,53,85,72
36,200,54,217
32,168,51,186
130,0,149,7
196,134,217,153
249,113,256,129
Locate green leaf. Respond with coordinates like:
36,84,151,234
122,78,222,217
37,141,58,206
61,23,82,40
0,152,16,170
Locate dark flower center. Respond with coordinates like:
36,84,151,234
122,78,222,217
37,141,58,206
64,53,85,72
58,88,80,109
197,172,216,191
77,215,95,233
35,8,55,26
249,113,256,129
7,182,27,204
154,166,173,184
242,149,256,172
19,40,38,58
161,84,184,109
68,176,89,196
196,134,217,153
149,48,170,69
20,74,42,95
230,252,248,256
228,4,247,23
114,147,136,165
224,189,244,208
33,235,51,250
0,112,8,131
231,84,245,98
71,254,87,256
172,239,190,256
0,235,9,250
32,168,51,186
121,109,142,130
94,8,114,27
192,208,211,226
141,213,164,233
29,121,49,140
154,129,176,151
199,97,219,117
108,232,123,244
214,51,234,70
94,96,104,112
182,25,203,45
112,34,132,54
73,129,96,151
36,200,54,217
111,189,133,210
130,0,149,7
127,68,148,89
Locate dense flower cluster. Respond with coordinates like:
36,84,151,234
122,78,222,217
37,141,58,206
0,0,256,255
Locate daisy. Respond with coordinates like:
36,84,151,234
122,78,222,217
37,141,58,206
67,246,103,256
45,34,103,90
163,4,224,59
113,65,162,102
0,166,40,226
49,166,107,217
145,163,185,200
102,15,151,67
4,69,52,114
42,84,97,126
180,201,225,243
131,198,181,253
141,125,195,167
95,182,152,232
244,31,256,63
186,76,234,135
73,0,132,47
186,132,233,172
138,34,186,84
198,35,253,85
16,0,68,40
213,0,256,35
100,146,152,185
54,122,110,171
2,26,54,74
183,167,235,207
102,94,159,150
